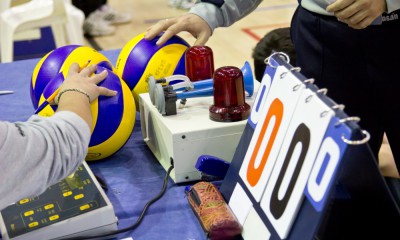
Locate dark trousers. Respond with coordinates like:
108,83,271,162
290,6,400,169
72,0,107,17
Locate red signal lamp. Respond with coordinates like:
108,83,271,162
185,46,214,82
209,66,250,122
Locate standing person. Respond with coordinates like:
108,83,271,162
144,0,400,173
72,0,132,36
0,63,117,211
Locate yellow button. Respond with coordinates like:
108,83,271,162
49,215,59,221
74,194,84,200
19,199,29,204
44,204,54,210
28,222,39,228
63,191,72,197
24,210,34,217
79,204,90,211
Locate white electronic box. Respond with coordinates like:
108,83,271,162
0,161,118,240
139,81,259,183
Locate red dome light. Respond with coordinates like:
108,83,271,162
185,46,214,82
209,66,250,122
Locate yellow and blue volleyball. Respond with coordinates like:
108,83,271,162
30,45,113,109
37,66,136,161
115,31,190,107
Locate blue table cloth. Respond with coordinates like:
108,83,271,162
0,49,206,240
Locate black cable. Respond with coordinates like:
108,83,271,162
61,165,174,240
94,174,108,193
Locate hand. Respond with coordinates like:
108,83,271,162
56,63,117,104
326,0,386,29
144,13,212,46
55,63,117,129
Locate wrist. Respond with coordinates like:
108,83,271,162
55,88,91,105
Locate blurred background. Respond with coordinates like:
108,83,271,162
6,0,297,72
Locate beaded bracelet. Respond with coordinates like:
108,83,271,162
56,88,91,105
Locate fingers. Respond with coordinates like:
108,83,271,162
347,17,373,29
327,0,357,22
81,60,91,69
68,62,97,78
334,9,374,29
193,32,211,46
90,69,108,84
67,62,80,76
69,63,106,82
145,18,173,40
79,64,98,77
81,67,117,98
326,0,353,13
327,0,385,29
145,14,212,47
193,38,207,46
144,27,160,41
145,18,179,45
98,86,118,97
156,28,178,45
58,62,118,105
67,63,109,85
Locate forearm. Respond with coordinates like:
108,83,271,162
0,112,90,210
189,0,263,32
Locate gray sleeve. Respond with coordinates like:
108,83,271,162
0,111,91,210
386,0,400,13
189,0,263,32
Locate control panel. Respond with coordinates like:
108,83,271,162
0,161,117,240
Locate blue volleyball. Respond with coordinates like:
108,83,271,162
31,45,114,109
37,66,136,161
115,31,190,107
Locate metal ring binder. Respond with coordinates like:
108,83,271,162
265,52,290,67
304,78,315,84
290,67,301,72
335,116,360,126
317,88,328,95
334,117,370,145
342,130,370,145
332,104,345,111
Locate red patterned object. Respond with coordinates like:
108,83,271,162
187,181,242,240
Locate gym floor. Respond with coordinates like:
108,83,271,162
86,0,297,72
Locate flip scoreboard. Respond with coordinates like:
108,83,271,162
219,53,400,239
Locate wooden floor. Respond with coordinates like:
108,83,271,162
87,0,298,72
